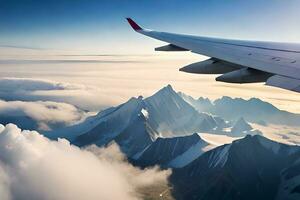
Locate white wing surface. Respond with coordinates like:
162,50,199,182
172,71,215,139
127,18,300,93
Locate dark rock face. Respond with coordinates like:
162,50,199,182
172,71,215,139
277,157,300,199
133,133,206,168
114,114,153,158
170,135,300,200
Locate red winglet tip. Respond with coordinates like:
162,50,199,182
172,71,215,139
126,18,142,31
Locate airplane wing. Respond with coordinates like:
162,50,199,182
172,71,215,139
126,18,300,93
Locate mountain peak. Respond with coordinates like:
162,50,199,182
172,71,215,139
236,117,249,125
216,96,233,102
198,97,211,102
166,84,172,89
145,85,177,102
158,84,175,94
231,117,252,134
232,134,288,154
124,96,144,108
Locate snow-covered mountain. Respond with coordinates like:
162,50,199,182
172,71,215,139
178,92,213,113
73,96,150,147
72,85,222,149
231,117,252,133
142,85,220,136
229,117,262,137
36,85,300,200
179,93,300,126
132,133,215,168
40,85,300,199
45,85,299,163
171,135,300,200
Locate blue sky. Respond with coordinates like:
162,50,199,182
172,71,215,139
1,0,300,53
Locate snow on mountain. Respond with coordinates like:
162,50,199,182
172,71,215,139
143,85,218,137
169,136,215,168
47,97,145,141
72,85,222,148
73,96,147,146
45,109,109,140
133,133,215,168
114,114,154,158
200,132,240,145
141,108,149,119
208,144,230,168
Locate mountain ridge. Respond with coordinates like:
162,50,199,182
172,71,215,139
179,92,300,126
171,134,300,200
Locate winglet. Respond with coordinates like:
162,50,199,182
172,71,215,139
126,18,143,31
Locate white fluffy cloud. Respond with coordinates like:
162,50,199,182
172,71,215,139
0,100,87,131
0,124,171,200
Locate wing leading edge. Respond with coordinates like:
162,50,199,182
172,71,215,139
126,18,300,93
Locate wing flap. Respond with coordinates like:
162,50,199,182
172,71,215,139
266,75,300,93
155,44,188,51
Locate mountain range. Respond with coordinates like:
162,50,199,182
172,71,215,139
7,84,300,200
179,92,300,126
66,85,224,167
44,85,300,166
171,135,300,200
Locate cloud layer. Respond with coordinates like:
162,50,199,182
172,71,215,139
0,76,299,114
0,100,87,131
0,124,171,200
0,77,107,111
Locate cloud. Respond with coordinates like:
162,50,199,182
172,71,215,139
0,100,87,131
85,144,170,189
0,59,145,65
0,77,109,111
0,124,171,200
0,77,82,92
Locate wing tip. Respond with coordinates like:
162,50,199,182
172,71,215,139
126,18,143,31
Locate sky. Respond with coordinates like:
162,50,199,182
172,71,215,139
1,0,300,53
0,0,300,113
